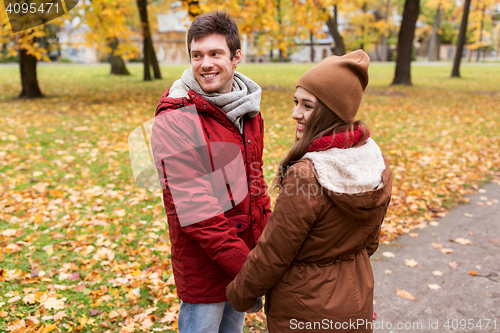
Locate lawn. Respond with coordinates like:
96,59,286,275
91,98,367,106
1,62,499,332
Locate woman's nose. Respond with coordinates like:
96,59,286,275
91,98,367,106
292,107,302,120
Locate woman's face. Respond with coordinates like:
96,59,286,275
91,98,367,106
292,87,316,140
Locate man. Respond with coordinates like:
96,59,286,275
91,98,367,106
151,11,271,333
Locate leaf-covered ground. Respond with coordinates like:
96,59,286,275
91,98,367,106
0,63,499,332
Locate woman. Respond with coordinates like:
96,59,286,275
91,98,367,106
226,50,392,332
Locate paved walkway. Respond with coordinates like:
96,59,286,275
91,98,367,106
372,181,500,333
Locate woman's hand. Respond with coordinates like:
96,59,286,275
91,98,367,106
245,297,263,313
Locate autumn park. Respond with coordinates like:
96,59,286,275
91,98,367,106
1,0,500,332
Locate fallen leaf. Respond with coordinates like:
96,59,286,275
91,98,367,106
396,289,418,301
8,295,21,303
117,308,128,318
384,269,393,274
405,259,419,267
90,309,100,316
476,202,484,206
109,310,120,320
430,242,444,249
26,316,39,327
441,248,453,254
428,284,441,290
469,271,478,276
478,189,487,193
429,221,440,227
42,297,67,310
432,270,443,276
37,323,57,333
464,213,473,217
479,196,488,201
160,311,177,324
0,311,8,317
141,318,154,329
1,229,19,237
489,239,500,246
6,319,25,332
53,311,67,321
382,252,395,258
449,261,459,268
451,238,473,245
409,233,420,237
22,294,36,304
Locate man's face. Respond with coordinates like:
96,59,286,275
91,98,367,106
190,33,241,94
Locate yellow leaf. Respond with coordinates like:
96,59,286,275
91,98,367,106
37,323,56,333
404,259,419,267
396,289,419,301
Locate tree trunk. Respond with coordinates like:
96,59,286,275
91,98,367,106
147,35,162,79
277,0,286,62
392,0,420,85
19,48,43,98
428,6,441,61
310,32,315,62
451,0,471,77
108,37,130,75
381,0,391,61
137,0,161,81
325,5,346,56
360,2,367,50
476,5,485,62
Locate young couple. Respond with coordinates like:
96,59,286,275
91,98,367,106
151,11,392,333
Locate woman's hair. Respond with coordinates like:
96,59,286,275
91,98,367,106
272,98,369,190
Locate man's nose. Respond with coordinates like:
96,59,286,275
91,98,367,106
201,58,213,70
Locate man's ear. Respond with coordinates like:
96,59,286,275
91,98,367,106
233,49,242,68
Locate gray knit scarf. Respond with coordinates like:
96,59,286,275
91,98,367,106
181,68,261,133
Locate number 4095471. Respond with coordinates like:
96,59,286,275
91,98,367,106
5,2,59,14
443,319,496,330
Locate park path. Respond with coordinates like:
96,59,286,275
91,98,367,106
371,181,500,333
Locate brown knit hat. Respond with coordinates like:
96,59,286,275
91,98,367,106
296,49,370,124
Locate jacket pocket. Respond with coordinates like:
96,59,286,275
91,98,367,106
196,244,229,279
226,213,248,233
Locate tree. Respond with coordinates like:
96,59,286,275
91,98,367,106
77,0,140,76
381,0,392,61
451,0,471,77
0,5,63,98
392,0,420,85
466,0,496,62
325,5,346,56
136,0,161,81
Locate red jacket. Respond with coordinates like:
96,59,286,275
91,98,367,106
151,87,271,304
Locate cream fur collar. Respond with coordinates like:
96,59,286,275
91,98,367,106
302,138,385,194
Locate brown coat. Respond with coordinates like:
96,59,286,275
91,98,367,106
226,139,392,332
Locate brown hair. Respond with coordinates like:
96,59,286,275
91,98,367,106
187,11,241,60
272,99,369,190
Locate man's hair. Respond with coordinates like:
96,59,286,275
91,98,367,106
187,11,241,60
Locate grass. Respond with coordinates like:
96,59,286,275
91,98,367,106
0,62,500,332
